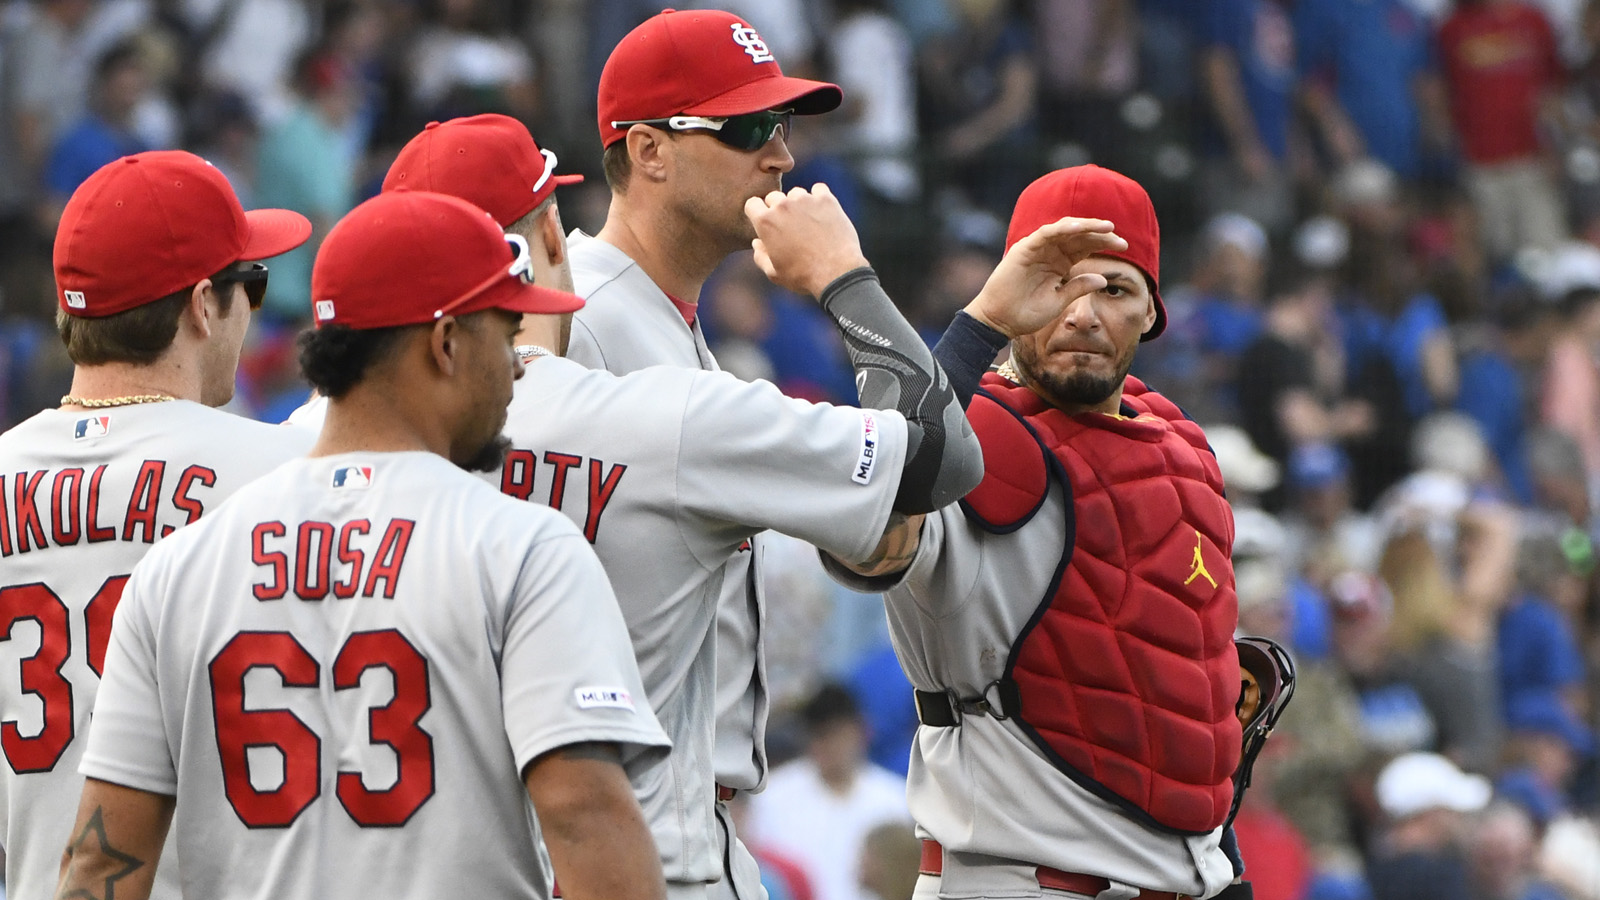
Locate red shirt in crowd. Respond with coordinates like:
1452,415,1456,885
1438,1,1563,165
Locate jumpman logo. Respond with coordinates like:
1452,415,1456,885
1185,530,1216,588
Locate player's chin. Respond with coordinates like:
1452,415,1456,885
458,434,512,473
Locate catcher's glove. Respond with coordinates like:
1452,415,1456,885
1226,635,1296,829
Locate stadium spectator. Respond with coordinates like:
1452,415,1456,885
1439,0,1567,261
254,49,361,320
1295,0,1452,180
916,0,1038,217
43,41,152,224
1198,0,1298,233
1368,752,1491,900
747,684,910,900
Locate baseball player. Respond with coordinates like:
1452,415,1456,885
280,113,1123,900
825,166,1253,900
574,12,843,898
59,190,670,900
0,150,313,900
496,184,1126,900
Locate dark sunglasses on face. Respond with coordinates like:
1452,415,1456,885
212,262,269,310
610,109,793,152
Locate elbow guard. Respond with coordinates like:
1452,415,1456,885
818,268,983,514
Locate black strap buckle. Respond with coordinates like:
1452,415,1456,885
914,679,1021,727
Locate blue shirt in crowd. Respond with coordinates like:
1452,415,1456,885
1204,0,1297,160
46,116,145,198
1295,0,1435,178
1499,593,1586,714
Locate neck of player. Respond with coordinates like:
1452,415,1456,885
61,361,203,407
597,198,736,305
311,341,457,461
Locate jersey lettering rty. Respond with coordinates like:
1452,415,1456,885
0,402,313,900
80,452,668,899
493,356,909,884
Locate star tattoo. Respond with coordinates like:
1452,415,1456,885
57,808,144,900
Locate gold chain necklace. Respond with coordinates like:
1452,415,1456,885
60,394,177,409
995,358,1023,384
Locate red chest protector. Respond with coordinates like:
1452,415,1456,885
961,373,1241,835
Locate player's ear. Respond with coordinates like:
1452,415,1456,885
429,316,460,377
541,203,566,267
182,280,215,339
627,126,670,184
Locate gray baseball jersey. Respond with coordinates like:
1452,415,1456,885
0,402,313,900
567,230,772,797
826,481,1236,899
494,355,907,886
80,451,669,899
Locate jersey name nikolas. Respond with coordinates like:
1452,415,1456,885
499,450,626,542
0,460,218,554
250,518,416,601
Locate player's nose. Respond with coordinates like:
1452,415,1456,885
762,132,795,174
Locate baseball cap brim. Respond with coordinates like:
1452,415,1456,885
682,76,841,118
240,208,313,261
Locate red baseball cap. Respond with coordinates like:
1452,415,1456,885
54,150,311,318
1005,165,1166,341
598,8,841,148
383,115,583,227
311,191,584,330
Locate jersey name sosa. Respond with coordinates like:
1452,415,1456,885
0,460,219,553
498,450,627,542
249,518,416,600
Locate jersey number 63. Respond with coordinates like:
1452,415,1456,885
209,629,435,829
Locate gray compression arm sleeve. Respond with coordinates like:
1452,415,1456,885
818,267,983,514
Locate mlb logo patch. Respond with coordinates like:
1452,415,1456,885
73,416,111,440
314,299,336,321
64,290,87,309
331,465,374,488
574,686,635,711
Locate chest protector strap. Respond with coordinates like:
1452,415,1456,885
929,374,1242,835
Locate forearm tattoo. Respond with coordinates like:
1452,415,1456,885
56,808,146,900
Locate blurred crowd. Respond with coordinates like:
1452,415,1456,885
10,0,1600,899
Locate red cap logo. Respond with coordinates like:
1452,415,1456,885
597,9,841,148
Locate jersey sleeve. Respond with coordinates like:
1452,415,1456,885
674,372,910,564
78,561,178,795
818,506,980,620
499,521,670,772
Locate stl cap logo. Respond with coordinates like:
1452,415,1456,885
1185,529,1217,589
729,22,774,64
331,465,374,489
314,299,335,321
64,290,87,309
73,416,111,440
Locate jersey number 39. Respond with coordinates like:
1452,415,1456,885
210,629,435,828
0,577,128,773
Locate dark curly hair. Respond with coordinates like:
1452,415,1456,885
296,323,410,399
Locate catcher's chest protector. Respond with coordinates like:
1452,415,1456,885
962,374,1242,834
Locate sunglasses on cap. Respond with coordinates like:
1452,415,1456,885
212,262,269,310
610,110,792,152
431,233,537,319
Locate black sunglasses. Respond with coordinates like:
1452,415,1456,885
212,262,269,310
610,110,793,152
